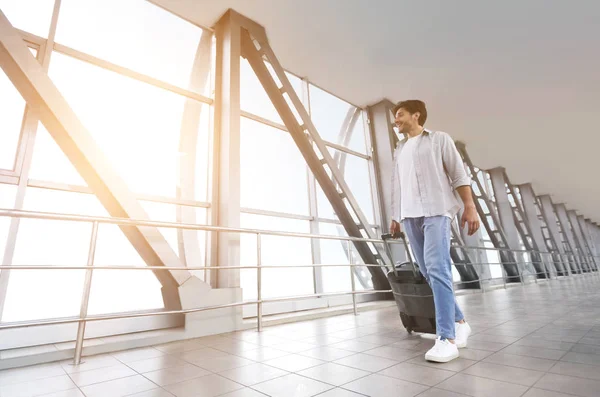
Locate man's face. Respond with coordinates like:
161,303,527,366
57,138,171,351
394,108,418,133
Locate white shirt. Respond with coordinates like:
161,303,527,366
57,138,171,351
391,129,471,221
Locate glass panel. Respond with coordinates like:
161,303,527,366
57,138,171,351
0,0,55,37
240,59,302,123
240,214,313,301
316,151,374,223
309,84,366,154
0,184,18,258
29,122,86,185
2,188,102,322
88,201,207,315
34,52,210,198
55,0,208,93
319,222,353,293
0,66,27,170
240,117,309,215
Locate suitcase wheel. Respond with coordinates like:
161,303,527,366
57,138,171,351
400,312,413,334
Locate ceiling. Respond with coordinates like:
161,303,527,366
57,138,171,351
153,0,600,222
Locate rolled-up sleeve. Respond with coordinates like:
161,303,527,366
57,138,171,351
441,132,471,189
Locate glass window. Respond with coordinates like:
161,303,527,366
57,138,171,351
240,117,309,215
33,52,210,199
3,188,98,321
309,85,367,154
54,0,208,94
0,184,18,258
240,214,313,301
0,0,55,37
0,67,27,170
29,122,86,185
316,152,375,224
240,59,303,123
319,222,353,293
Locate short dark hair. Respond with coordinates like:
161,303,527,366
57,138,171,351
392,100,427,126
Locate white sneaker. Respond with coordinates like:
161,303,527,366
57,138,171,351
425,337,459,363
455,321,472,349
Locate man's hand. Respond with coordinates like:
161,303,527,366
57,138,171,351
461,205,480,236
390,220,401,238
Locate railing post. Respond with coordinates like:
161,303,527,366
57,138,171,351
348,242,357,316
73,221,99,365
256,233,263,332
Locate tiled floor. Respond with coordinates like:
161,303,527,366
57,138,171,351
1,274,600,397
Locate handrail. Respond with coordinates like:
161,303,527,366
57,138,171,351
0,207,598,366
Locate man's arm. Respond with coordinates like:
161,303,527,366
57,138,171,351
440,133,480,236
456,186,480,236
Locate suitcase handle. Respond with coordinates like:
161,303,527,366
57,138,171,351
381,233,421,280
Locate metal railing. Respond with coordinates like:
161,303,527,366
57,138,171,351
0,208,598,366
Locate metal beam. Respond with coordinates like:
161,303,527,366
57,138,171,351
519,184,565,275
568,210,593,272
554,204,585,273
488,168,546,279
210,10,242,288
0,10,190,309
176,30,213,283
239,27,389,292
455,143,520,282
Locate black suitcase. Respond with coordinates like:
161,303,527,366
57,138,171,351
382,233,436,334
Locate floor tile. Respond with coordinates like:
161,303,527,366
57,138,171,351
379,362,455,386
436,373,528,397
61,354,121,374
142,364,211,386
299,335,346,346
112,347,166,364
522,388,576,397
218,389,270,397
298,347,356,361
570,343,600,355
153,340,205,354
234,347,290,362
0,374,76,397
333,353,399,372
127,390,176,397
79,375,158,397
328,340,382,353
462,361,545,386
252,373,333,397
263,354,325,372
164,374,243,397
192,355,255,373
270,341,319,354
313,388,366,397
298,362,370,386
455,348,493,362
219,362,289,386
560,351,600,366
68,363,137,387
342,373,428,397
549,360,600,381
39,390,86,397
483,352,557,371
513,337,574,351
0,363,65,386
126,355,190,373
499,345,567,360
415,388,469,397
363,345,422,361
535,373,600,397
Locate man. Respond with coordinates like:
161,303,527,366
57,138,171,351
390,100,479,363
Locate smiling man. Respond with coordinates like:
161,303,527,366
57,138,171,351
390,99,480,362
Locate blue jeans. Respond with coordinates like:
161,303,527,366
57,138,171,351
402,216,465,340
